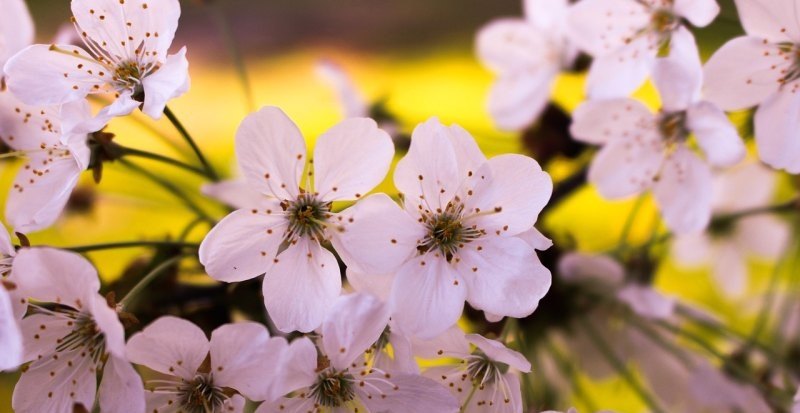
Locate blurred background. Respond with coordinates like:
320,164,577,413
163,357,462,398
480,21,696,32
3,0,796,412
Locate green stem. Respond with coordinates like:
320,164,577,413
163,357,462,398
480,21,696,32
163,106,219,181
715,198,798,223
66,241,199,253
543,337,599,412
617,195,647,251
499,318,517,342
120,147,208,178
460,384,479,413
120,255,185,308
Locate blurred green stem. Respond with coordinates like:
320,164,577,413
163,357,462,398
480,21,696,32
209,2,256,112
460,385,479,413
120,147,208,178
616,195,646,251
67,241,199,253
163,106,220,182
543,337,599,412
120,255,185,309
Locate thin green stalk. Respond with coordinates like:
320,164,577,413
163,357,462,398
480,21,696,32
746,241,793,347
543,337,599,412
715,198,798,222
120,255,185,308
617,195,647,250
119,158,215,223
66,241,199,253
120,147,208,178
460,384,479,413
178,217,207,241
163,106,219,181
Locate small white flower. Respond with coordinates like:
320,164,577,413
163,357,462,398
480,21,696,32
199,106,394,333
571,30,745,234
476,0,577,130
126,317,292,413
0,0,34,79
4,0,189,132
568,0,719,98
11,248,144,413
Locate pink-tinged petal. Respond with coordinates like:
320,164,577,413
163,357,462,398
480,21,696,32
224,395,246,413
410,325,471,359
64,91,138,135
688,102,746,167
0,0,34,73
71,0,139,61
688,365,771,412
89,293,126,358
315,59,368,118
558,252,626,284
703,36,786,111
710,242,749,297
141,48,190,119
236,107,306,200
274,337,318,397
671,233,713,266
458,237,551,319
345,270,394,301
394,118,461,213
732,0,800,41
754,88,800,173
0,287,22,371
385,331,419,373
199,206,288,282
201,178,269,210
390,255,466,340
674,0,719,27
617,285,676,320
476,19,551,74
262,238,341,333
117,0,182,59
567,0,650,57
18,313,71,363
585,37,658,99
653,148,713,234
4,44,107,106
464,155,552,235
653,27,703,111
254,395,316,413
12,247,99,309
447,124,488,172
98,356,146,413
467,334,531,372
712,162,777,212
588,130,664,199
332,193,424,275
0,225,15,257
358,373,460,413
210,322,287,401
462,374,523,413
735,215,791,259
570,98,653,145
488,69,557,131
322,293,390,370
126,316,210,379
0,90,65,151
524,0,570,31
314,118,394,202
13,349,97,413
517,227,552,251
6,154,82,233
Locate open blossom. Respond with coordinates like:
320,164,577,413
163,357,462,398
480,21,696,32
568,0,719,98
257,293,460,412
127,317,292,413
335,118,552,338
476,0,577,130
672,163,791,296
4,0,189,132
0,0,34,79
199,106,394,333
10,248,144,413
571,29,745,234
704,0,800,172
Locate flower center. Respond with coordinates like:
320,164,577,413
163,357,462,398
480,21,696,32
283,193,332,242
310,368,356,407
418,203,481,260
657,111,689,145
650,8,679,35
777,43,800,86
466,351,509,386
113,60,152,100
55,311,106,363
178,374,227,413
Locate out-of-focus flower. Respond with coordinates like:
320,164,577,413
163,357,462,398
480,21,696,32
704,0,800,172
541,409,616,413
476,0,577,131
0,0,33,80
793,387,800,413
335,118,552,338
571,30,745,234
126,316,291,413
568,0,719,98
315,59,369,119
10,248,144,413
687,365,771,413
4,0,189,132
0,89,95,233
199,106,394,333
256,293,460,412
0,286,22,371
672,162,791,296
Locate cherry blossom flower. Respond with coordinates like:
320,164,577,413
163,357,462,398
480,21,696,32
571,29,745,234
568,0,719,98
0,88,94,233
425,333,530,413
10,247,144,413
476,0,577,130
334,118,552,338
127,316,292,413
703,0,800,172
4,0,189,132
199,106,394,333
672,162,791,296
256,293,460,412
0,0,34,80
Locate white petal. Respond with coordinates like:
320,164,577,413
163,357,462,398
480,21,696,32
313,118,394,202
0,89,65,151
687,102,746,167
66,92,139,135
98,356,145,413
409,325,471,359
12,247,99,309
6,154,83,233
262,238,341,333
446,124,488,173
236,106,306,200
653,27,703,111
199,206,288,282
670,233,713,266
585,37,658,99
476,19,551,74
275,337,319,397
617,285,676,320
524,0,570,32
570,98,653,145
567,0,650,57
13,349,97,413
201,178,270,210
458,237,551,319
390,255,466,339
0,0,34,73
653,147,713,234
0,287,22,371
488,69,556,131
517,227,552,251
557,252,626,284
254,395,317,413
126,316,210,379
674,0,720,27
18,313,71,364
463,154,552,235
735,215,791,259
754,87,800,173
0,226,14,258
332,193,424,275
141,48,190,119
116,0,182,59
89,293,126,358
358,373,460,413
588,130,664,199
732,0,800,41
346,270,395,302
315,60,368,118
703,36,786,111
467,334,531,372
322,293,390,370
712,162,777,212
